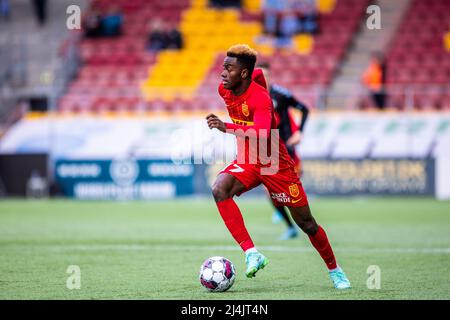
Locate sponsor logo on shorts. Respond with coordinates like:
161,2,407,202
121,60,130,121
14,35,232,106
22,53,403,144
271,192,291,203
289,183,300,198
229,164,244,173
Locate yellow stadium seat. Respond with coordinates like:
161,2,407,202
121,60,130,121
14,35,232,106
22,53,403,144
317,0,336,13
254,43,275,55
191,0,208,8
142,0,267,102
243,0,262,12
220,9,240,21
182,10,205,21
444,31,450,52
293,34,314,55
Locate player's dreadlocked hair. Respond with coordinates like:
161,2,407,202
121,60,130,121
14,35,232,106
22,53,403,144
227,44,258,78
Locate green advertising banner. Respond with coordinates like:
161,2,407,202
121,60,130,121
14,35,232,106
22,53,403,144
55,159,197,200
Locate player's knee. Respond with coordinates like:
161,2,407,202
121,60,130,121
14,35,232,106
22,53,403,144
301,221,318,235
211,182,231,202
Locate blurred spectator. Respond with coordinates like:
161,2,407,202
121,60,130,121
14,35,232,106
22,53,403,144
262,0,286,36
362,52,387,110
101,5,123,37
209,0,241,8
147,20,183,52
0,0,10,20
84,6,103,38
279,11,298,39
292,0,319,34
166,24,183,50
147,20,169,52
32,0,47,26
83,4,123,38
262,0,317,48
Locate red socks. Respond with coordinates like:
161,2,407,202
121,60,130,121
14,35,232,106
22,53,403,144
216,199,337,270
308,225,338,270
216,199,255,252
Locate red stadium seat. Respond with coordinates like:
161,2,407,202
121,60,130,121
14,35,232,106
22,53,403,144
385,0,450,99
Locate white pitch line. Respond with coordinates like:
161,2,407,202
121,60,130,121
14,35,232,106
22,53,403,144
3,244,450,254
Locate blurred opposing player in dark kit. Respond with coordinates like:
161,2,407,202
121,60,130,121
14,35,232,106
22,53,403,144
206,44,350,289
253,62,310,240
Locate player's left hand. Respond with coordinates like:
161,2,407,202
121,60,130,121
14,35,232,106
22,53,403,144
206,113,226,133
286,131,302,146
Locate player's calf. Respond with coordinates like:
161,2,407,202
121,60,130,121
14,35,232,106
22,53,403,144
288,206,318,235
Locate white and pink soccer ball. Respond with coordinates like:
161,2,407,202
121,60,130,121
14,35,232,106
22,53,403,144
199,256,236,292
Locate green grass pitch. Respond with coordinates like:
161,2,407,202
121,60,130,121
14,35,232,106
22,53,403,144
0,197,449,300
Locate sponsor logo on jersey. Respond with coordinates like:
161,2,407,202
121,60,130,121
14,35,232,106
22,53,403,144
230,117,254,126
241,101,249,117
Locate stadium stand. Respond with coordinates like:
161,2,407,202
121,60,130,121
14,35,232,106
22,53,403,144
196,0,368,112
60,0,174,113
0,0,87,133
384,0,450,110
45,0,450,113
58,0,368,113
2,0,449,115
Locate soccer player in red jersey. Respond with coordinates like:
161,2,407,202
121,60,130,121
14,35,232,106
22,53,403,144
253,63,309,240
206,44,350,289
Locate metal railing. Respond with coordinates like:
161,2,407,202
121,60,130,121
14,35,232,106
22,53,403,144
0,37,28,134
48,30,82,111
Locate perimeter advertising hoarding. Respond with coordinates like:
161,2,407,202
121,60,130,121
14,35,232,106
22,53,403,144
55,159,196,200
301,158,435,196
55,158,435,199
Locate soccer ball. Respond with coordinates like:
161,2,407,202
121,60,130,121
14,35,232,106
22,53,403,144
199,256,236,292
